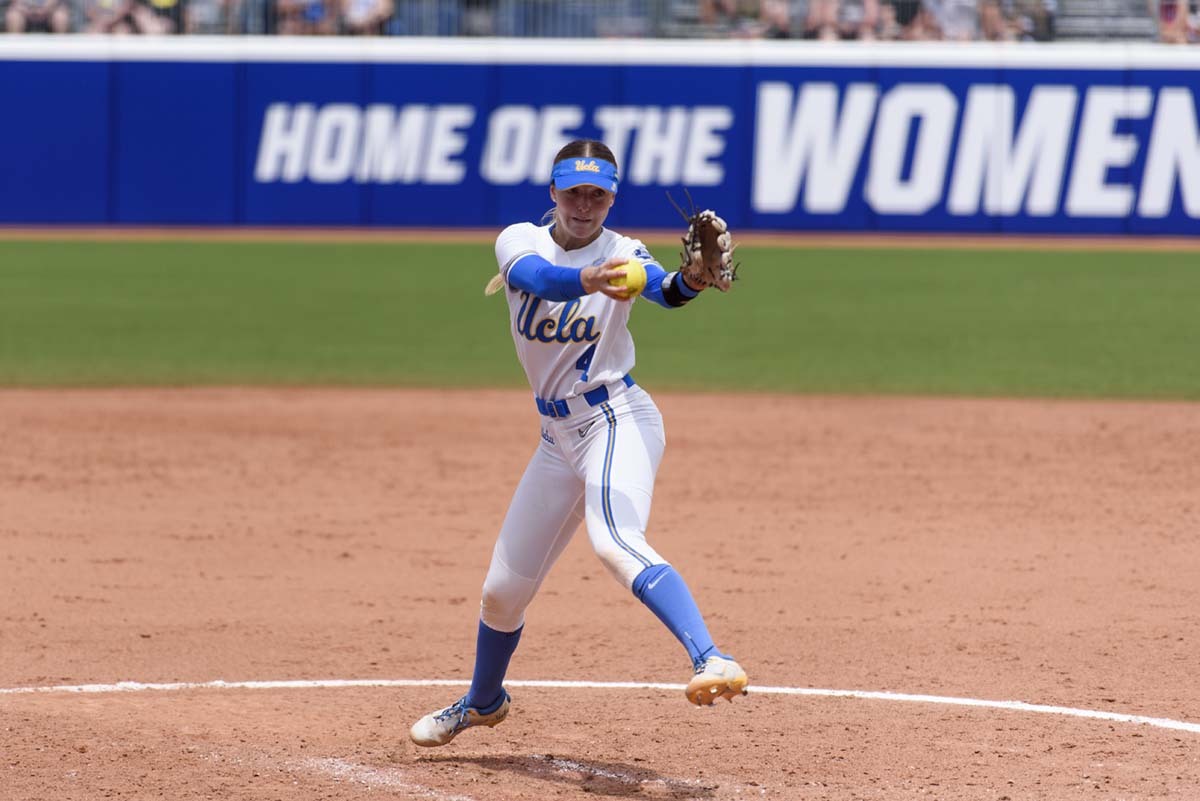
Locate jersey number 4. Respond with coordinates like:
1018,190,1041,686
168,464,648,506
575,344,597,382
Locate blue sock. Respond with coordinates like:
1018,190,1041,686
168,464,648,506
466,620,522,711
632,564,722,670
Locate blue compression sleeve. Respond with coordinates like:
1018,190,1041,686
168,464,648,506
506,254,586,301
642,262,701,309
632,564,723,669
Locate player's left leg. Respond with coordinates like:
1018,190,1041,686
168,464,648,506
411,440,584,747
577,389,748,705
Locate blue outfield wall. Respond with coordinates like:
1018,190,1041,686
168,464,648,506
1,38,1198,234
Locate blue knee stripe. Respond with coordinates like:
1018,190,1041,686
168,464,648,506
632,564,672,599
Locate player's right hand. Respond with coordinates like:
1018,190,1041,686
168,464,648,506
581,257,635,302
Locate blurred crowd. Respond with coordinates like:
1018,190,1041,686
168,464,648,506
700,0,1057,40
0,0,394,34
1153,0,1198,40
0,0,1194,42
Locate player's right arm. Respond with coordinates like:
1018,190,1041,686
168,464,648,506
493,225,632,302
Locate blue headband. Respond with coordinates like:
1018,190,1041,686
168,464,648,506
551,157,619,194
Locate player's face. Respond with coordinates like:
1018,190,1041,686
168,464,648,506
551,184,615,246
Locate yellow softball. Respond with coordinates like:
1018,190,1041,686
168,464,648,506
608,259,647,297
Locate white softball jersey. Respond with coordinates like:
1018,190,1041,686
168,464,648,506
495,222,660,404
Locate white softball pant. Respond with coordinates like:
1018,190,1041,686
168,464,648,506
480,385,668,633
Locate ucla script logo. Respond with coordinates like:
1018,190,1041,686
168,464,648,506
516,292,600,344
574,159,601,173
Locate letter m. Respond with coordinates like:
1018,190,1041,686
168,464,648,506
355,104,429,184
948,85,1077,217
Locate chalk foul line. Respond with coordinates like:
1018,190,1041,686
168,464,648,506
2,677,1198,735
293,756,479,801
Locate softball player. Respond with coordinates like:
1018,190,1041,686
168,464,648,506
410,139,748,748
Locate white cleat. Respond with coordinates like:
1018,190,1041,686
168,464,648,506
685,656,749,706
409,691,511,747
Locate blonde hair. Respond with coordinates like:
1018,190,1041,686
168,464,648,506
484,273,505,296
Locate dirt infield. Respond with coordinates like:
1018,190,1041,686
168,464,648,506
2,388,1198,800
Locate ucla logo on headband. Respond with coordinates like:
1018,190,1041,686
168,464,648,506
552,157,620,194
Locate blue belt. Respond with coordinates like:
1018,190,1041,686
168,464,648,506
536,375,635,419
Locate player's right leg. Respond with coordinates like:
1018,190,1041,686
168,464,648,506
410,440,584,747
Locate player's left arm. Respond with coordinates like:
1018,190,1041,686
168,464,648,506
643,262,705,308
629,242,704,309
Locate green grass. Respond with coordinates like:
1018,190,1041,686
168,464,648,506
1,239,1197,399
